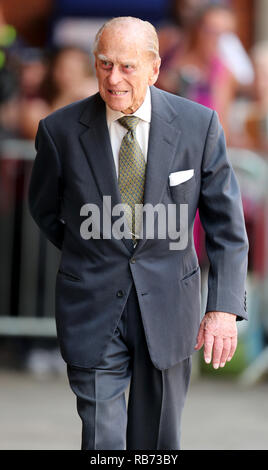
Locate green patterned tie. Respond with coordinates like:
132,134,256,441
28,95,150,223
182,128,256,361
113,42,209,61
118,116,146,242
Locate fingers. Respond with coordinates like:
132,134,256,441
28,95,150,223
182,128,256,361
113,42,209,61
227,335,237,362
211,336,223,369
203,330,214,364
219,337,231,368
195,314,238,369
203,335,236,369
194,322,205,350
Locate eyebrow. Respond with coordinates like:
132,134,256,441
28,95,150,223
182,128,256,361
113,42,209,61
97,54,137,66
97,54,110,62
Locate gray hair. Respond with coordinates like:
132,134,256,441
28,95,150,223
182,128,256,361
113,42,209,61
93,16,160,61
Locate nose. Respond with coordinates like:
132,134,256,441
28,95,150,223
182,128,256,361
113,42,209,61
107,66,123,86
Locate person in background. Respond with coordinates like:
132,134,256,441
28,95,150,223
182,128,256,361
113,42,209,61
244,41,268,155
158,4,237,138
19,45,98,140
41,46,98,111
0,66,20,139
19,48,47,100
156,0,208,92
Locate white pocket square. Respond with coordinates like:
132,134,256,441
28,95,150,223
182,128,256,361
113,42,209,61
169,169,194,187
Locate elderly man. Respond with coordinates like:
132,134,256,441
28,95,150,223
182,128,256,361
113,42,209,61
28,17,248,450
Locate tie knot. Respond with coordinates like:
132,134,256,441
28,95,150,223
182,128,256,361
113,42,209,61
118,115,140,133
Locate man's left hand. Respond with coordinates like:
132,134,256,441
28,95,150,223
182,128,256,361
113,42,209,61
194,311,237,369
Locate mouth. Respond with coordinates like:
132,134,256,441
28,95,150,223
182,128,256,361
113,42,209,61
108,90,129,96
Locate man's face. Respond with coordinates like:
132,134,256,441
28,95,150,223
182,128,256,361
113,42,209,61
176,0,203,26
94,25,160,114
197,10,235,60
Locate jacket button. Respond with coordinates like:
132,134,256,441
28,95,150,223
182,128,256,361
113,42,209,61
130,258,136,264
116,290,124,298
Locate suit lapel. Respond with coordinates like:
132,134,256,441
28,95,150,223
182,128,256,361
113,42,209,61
78,87,181,254
134,86,181,254
79,94,121,209
79,94,134,253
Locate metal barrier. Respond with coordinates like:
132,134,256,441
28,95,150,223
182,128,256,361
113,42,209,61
228,148,268,384
0,139,60,337
228,148,268,279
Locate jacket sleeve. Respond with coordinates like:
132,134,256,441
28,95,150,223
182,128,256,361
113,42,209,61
28,118,64,250
198,110,249,320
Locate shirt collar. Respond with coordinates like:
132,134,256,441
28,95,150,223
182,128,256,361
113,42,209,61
106,86,151,127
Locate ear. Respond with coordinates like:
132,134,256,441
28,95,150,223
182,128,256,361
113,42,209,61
148,58,161,86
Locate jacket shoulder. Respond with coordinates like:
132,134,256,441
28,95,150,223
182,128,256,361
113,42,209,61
42,92,99,129
159,88,214,119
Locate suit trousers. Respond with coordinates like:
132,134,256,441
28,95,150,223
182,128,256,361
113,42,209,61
66,283,192,450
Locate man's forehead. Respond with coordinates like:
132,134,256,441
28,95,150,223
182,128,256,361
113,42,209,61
98,25,145,55
100,22,143,40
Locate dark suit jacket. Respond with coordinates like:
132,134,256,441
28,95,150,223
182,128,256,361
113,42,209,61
28,85,248,370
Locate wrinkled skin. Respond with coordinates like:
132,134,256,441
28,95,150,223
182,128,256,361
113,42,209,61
94,23,161,114
195,311,237,368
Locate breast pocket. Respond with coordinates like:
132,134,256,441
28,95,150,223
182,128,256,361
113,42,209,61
168,173,196,202
57,269,81,282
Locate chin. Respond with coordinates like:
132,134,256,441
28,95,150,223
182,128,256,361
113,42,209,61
107,98,131,112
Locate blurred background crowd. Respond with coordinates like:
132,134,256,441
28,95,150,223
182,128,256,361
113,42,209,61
0,0,268,450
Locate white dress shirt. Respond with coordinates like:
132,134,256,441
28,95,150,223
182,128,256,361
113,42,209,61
106,86,151,178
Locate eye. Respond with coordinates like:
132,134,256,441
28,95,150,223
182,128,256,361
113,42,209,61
123,64,133,70
101,60,112,69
